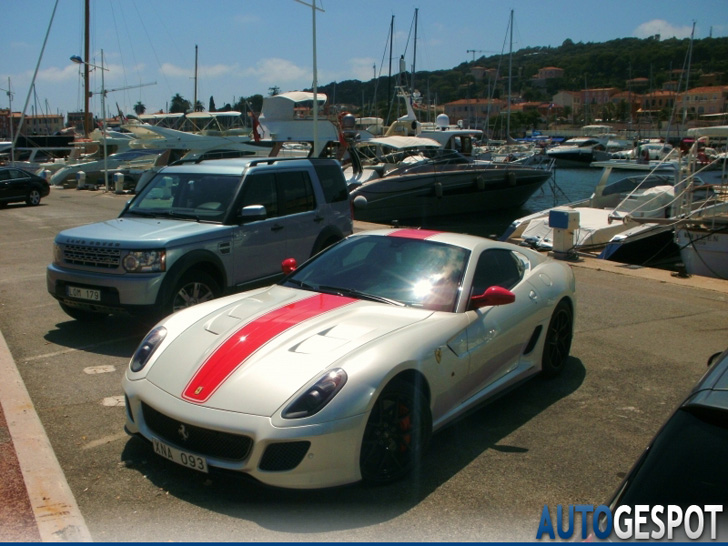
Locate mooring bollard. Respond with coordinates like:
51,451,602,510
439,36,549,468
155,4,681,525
76,171,86,190
114,172,124,194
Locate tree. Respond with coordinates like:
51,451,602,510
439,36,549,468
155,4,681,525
268,86,280,96
209,96,216,112
170,93,191,114
133,101,146,116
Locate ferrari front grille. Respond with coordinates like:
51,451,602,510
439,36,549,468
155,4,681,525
142,403,253,461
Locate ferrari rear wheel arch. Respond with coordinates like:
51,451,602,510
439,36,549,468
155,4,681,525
541,298,573,378
359,375,432,484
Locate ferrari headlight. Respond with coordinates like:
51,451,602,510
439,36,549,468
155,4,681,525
283,369,347,419
122,250,166,273
130,326,167,372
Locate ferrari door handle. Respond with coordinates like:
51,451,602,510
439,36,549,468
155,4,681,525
271,224,284,232
313,215,324,223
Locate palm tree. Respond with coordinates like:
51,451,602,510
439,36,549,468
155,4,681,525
133,101,146,116
170,93,191,114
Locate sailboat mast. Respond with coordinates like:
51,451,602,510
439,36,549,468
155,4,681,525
387,15,394,126
84,0,90,135
193,44,198,111
507,9,513,138
411,8,418,95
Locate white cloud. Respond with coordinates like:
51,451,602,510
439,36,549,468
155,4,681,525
244,58,310,85
634,19,694,39
160,62,236,80
199,64,236,78
160,63,193,78
36,64,80,83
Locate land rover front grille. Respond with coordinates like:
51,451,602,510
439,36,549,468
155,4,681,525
63,244,121,269
142,403,253,461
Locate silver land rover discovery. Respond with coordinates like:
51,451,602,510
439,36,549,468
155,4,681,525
47,157,352,321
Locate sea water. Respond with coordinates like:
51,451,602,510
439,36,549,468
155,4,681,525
420,167,614,239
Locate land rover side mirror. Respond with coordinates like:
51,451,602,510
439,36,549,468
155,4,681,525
470,285,516,310
239,204,267,223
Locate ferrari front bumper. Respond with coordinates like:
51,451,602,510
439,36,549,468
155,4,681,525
123,376,369,489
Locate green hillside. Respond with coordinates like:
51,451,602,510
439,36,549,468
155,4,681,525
314,35,728,114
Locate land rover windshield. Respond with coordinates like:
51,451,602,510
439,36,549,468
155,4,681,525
127,172,241,222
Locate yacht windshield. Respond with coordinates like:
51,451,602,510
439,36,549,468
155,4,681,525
127,172,240,222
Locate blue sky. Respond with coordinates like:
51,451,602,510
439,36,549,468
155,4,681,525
2,0,726,119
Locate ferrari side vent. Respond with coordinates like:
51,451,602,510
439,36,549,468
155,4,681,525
523,325,543,355
142,403,253,461
125,395,134,423
259,441,311,472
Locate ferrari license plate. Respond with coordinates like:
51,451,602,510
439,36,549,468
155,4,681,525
66,285,101,301
152,438,209,473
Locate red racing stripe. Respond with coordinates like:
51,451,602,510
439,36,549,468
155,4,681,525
388,228,442,240
182,293,355,403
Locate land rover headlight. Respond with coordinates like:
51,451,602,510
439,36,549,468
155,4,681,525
122,250,166,273
52,243,63,265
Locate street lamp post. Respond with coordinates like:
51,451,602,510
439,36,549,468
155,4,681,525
71,50,109,191
1,78,14,164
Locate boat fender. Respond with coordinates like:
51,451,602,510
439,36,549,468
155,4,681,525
435,182,443,198
506,171,517,186
476,175,486,190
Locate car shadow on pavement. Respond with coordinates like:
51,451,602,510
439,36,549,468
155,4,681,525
44,316,151,358
118,356,586,537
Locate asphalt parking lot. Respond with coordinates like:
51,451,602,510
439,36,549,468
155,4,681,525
1,186,727,541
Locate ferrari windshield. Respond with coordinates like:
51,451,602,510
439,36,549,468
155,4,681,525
283,234,470,312
127,172,240,222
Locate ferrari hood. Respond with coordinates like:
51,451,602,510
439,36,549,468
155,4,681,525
145,286,432,415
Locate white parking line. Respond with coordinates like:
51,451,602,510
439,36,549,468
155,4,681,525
0,329,92,542
22,335,139,363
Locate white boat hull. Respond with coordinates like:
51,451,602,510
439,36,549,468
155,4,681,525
676,225,728,279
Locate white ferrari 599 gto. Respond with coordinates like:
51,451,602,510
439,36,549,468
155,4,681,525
123,228,576,489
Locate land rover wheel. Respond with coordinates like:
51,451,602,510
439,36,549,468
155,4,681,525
169,271,220,314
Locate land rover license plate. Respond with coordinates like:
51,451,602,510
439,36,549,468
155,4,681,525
66,285,101,301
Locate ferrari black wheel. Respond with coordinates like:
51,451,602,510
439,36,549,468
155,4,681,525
360,378,431,484
541,299,573,377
